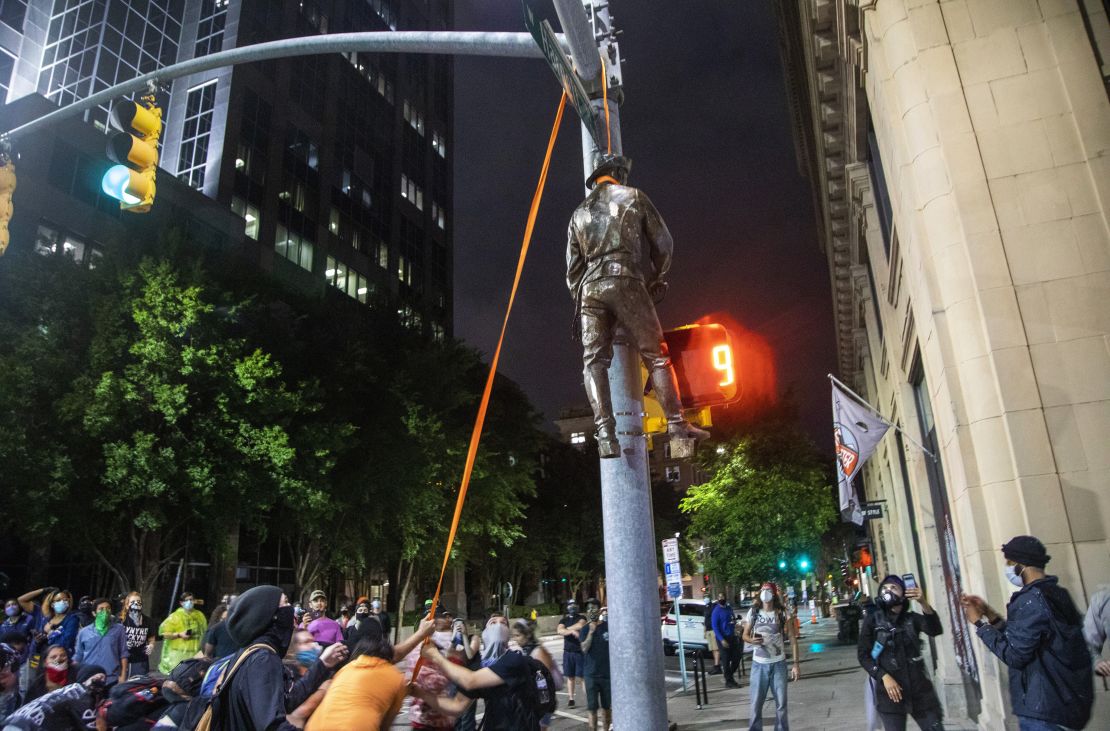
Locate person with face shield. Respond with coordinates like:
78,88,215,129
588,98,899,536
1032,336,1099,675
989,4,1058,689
961,535,1093,731
741,583,800,731
193,584,349,730
370,598,391,637
857,575,943,730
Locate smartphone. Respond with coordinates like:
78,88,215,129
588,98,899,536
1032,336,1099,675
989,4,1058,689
902,573,917,590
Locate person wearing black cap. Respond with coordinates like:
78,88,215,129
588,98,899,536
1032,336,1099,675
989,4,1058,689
961,535,1093,730
206,584,349,730
857,574,943,730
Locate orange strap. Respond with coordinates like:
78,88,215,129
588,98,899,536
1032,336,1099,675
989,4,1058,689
600,54,612,154
412,91,568,674
594,175,620,187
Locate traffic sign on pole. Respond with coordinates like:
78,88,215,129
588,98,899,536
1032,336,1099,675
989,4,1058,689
522,2,603,147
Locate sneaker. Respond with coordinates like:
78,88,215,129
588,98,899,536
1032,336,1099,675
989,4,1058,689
567,699,575,708
707,665,722,675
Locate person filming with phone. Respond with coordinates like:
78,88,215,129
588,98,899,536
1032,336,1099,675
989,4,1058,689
857,574,944,731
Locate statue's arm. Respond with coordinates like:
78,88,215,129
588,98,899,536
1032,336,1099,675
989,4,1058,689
639,191,673,281
566,218,585,295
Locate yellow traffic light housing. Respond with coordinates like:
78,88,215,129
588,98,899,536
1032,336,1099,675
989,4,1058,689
102,95,161,212
642,322,740,436
0,156,15,256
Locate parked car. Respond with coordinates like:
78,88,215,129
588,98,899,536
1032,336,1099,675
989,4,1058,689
661,599,709,655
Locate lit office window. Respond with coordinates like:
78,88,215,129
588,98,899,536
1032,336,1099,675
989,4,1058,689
231,196,260,240
177,80,218,190
195,0,229,58
275,223,314,272
570,432,587,445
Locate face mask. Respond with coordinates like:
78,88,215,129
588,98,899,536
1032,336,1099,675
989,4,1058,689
78,600,93,614
1005,564,1025,588
432,630,454,651
371,600,381,611
295,647,320,668
45,665,68,684
182,601,194,611
878,589,904,608
356,607,368,616
717,598,726,606
599,613,608,622
94,610,110,635
129,602,142,612
4,606,18,618
52,600,69,614
273,606,296,655
586,608,600,621
760,590,773,603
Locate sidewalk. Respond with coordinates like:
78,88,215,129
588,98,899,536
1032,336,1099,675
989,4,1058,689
660,615,976,731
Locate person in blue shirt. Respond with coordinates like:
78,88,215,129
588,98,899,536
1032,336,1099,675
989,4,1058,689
711,592,741,688
73,598,128,684
18,588,80,661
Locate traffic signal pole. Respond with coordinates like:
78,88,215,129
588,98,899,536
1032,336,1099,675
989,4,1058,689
553,1,670,728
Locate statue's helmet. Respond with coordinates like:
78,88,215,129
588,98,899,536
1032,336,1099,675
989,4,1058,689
586,154,632,188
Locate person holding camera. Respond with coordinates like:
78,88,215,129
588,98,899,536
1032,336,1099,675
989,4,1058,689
157,592,207,674
857,575,944,731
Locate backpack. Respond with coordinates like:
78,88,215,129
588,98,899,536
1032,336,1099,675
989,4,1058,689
177,644,273,731
513,654,557,726
103,676,168,730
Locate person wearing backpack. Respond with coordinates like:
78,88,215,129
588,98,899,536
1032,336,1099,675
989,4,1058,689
191,584,348,730
858,575,943,731
416,621,555,731
741,582,800,731
511,620,560,731
961,535,1094,731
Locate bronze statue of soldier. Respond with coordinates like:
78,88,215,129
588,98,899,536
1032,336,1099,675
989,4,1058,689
567,154,709,458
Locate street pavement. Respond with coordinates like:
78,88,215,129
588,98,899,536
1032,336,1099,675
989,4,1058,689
389,616,979,729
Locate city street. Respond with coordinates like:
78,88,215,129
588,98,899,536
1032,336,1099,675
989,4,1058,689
390,616,979,730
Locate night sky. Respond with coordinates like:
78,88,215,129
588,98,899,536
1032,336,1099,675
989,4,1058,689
451,1,838,444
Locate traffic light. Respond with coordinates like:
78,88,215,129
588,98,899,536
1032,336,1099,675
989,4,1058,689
797,556,810,571
102,94,161,212
778,559,787,570
664,323,739,409
0,155,14,256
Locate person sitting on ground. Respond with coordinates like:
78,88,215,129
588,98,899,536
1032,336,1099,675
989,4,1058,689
151,656,213,729
24,644,75,703
3,664,108,731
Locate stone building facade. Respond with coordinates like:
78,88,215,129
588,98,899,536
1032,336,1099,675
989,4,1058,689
779,0,1109,726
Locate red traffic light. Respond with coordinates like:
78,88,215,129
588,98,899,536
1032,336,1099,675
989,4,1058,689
663,323,739,409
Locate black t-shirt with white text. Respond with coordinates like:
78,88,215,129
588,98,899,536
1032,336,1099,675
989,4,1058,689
122,613,153,664
559,613,587,653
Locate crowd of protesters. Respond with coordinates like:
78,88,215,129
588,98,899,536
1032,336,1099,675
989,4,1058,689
0,583,579,730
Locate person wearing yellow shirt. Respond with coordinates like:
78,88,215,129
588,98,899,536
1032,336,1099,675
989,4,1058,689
157,592,207,674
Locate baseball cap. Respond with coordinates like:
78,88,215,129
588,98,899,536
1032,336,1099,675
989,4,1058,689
309,590,327,601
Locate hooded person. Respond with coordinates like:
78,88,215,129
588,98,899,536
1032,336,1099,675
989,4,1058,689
204,584,349,730
858,574,944,731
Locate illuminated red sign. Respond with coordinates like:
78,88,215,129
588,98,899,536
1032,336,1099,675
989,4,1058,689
664,323,740,409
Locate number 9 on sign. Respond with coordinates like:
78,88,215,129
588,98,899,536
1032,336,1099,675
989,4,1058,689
663,323,740,409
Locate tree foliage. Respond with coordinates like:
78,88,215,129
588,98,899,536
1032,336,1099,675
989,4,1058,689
680,425,837,587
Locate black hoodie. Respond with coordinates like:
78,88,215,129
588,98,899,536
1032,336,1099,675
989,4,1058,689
211,585,330,730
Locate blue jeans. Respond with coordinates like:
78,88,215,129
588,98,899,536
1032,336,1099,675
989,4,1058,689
749,659,788,731
1018,718,1074,731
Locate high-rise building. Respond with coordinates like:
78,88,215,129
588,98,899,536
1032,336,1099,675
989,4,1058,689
0,0,453,339
778,0,1109,726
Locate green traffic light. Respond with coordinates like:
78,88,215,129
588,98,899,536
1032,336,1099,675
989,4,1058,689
778,560,787,570
799,558,810,570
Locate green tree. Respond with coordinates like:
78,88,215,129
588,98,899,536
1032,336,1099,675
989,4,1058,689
680,429,837,588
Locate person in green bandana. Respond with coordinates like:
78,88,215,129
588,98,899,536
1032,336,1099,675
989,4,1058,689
73,598,128,683
158,592,207,675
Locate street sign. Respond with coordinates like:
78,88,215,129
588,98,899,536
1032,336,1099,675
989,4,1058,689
860,502,884,520
522,2,604,148
662,538,680,565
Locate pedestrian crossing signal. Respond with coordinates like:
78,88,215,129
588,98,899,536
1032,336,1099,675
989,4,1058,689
664,323,739,409
102,95,161,212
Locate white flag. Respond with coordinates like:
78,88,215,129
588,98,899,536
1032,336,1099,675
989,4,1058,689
833,382,890,524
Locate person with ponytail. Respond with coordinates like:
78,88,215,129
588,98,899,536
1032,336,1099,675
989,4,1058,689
858,575,943,731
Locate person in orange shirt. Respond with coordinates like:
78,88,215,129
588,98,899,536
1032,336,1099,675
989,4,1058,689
307,615,433,731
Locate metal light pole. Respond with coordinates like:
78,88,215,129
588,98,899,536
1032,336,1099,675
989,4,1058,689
553,1,669,727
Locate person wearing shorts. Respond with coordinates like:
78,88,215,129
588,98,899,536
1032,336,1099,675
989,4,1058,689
556,599,587,708
703,597,721,674
579,599,611,731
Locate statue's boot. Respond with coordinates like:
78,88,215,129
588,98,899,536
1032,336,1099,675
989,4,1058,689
585,362,621,458
650,360,711,442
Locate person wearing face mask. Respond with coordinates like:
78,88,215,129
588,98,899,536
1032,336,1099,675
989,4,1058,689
741,583,800,731
407,608,463,730
370,597,391,637
2,600,33,694
118,591,155,678
344,599,381,649
201,584,349,730
74,597,128,684
74,596,96,629
284,629,321,679
961,535,1093,731
23,644,72,703
857,575,943,730
0,642,21,724
710,592,742,688
157,592,207,675
579,599,611,731
18,588,79,660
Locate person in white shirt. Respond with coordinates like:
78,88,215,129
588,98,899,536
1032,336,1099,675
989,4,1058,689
741,582,800,731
